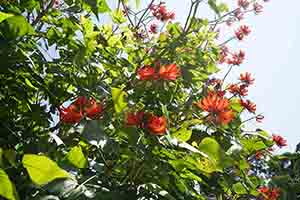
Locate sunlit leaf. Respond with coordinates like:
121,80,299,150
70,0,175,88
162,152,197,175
22,154,71,185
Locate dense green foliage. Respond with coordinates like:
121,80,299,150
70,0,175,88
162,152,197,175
0,0,290,200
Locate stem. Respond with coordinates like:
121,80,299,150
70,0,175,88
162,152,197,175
222,65,233,84
136,0,155,29
121,1,135,27
32,0,55,26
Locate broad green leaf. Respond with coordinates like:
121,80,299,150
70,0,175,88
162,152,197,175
67,146,88,169
0,168,18,200
111,87,127,113
198,137,232,171
172,128,192,142
206,63,219,73
233,182,247,195
196,157,218,173
230,98,243,113
0,12,14,23
22,154,71,185
0,15,34,40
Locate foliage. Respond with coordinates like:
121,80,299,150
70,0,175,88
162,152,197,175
0,0,286,199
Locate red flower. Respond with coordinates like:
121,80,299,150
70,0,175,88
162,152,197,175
272,134,287,148
147,115,167,135
84,98,104,119
195,93,234,125
228,84,248,96
150,3,175,21
258,186,269,194
234,8,244,20
126,111,145,127
238,0,250,9
258,187,280,200
254,3,263,14
240,99,256,113
137,65,156,80
159,63,181,80
269,188,281,200
149,23,158,34
235,25,251,41
240,72,254,85
255,151,263,160
256,114,264,123
59,104,83,124
227,50,245,65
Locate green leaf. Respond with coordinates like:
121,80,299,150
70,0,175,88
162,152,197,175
198,137,232,172
0,12,14,23
233,182,248,195
111,87,127,113
208,0,220,16
0,168,18,200
67,146,88,169
172,128,192,142
83,0,111,16
0,15,34,40
22,154,71,185
111,9,126,24
24,78,37,90
230,98,243,113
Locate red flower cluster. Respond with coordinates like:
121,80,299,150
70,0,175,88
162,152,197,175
137,64,180,81
272,134,287,148
149,23,158,34
238,0,250,9
235,25,251,41
60,96,103,124
234,8,244,20
147,115,167,135
254,3,263,14
228,72,254,97
220,49,245,66
240,72,255,85
240,99,256,113
258,187,280,200
195,92,234,125
228,84,248,96
126,111,145,127
126,111,167,135
150,3,175,21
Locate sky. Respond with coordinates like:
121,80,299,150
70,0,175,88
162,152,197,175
154,0,300,152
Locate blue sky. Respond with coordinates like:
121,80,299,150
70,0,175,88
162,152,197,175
157,0,300,152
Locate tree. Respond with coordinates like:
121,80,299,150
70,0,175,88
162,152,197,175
0,0,285,199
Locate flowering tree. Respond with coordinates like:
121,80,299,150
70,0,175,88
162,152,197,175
0,0,288,200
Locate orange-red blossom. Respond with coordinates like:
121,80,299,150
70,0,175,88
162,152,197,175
137,63,180,81
195,93,234,125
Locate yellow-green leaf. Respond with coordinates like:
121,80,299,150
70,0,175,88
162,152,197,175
22,154,71,185
172,128,192,142
0,12,14,23
0,168,19,200
67,146,88,169
111,87,127,113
